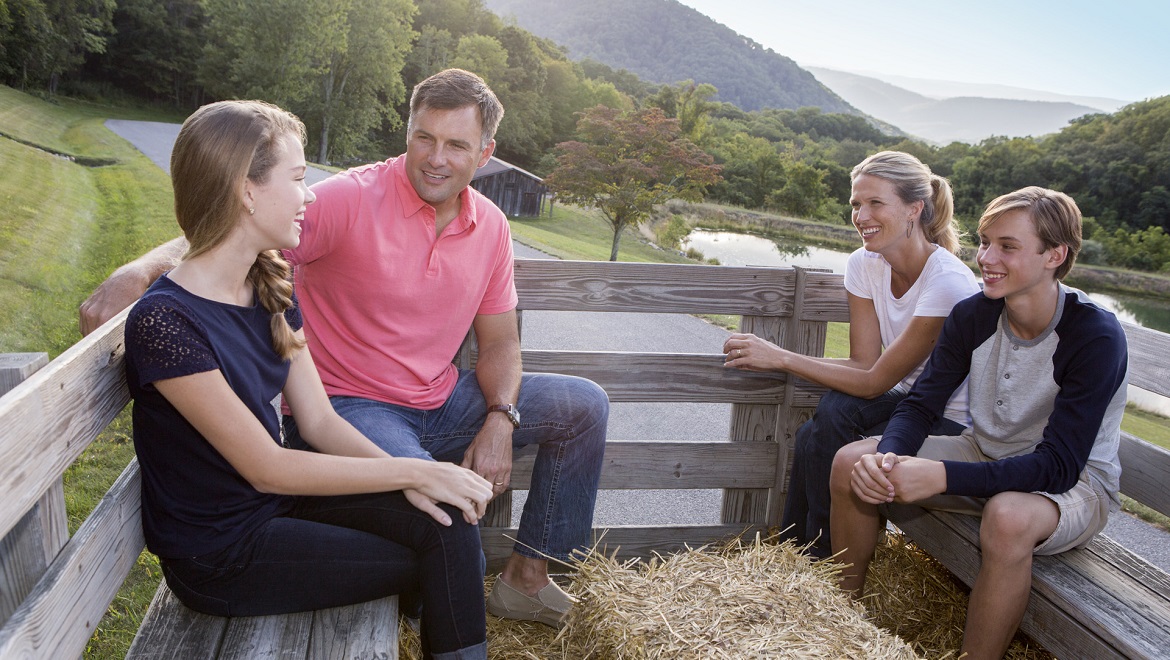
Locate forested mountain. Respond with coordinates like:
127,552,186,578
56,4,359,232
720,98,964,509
809,67,1104,145
482,0,855,114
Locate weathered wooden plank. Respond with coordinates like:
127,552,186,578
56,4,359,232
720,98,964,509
508,441,778,490
798,271,850,323
1123,321,1170,398
480,349,830,407
218,611,312,660
126,585,226,659
0,458,144,660
514,259,797,316
1030,545,1170,658
767,267,828,526
520,350,787,403
723,313,784,527
0,353,49,393
481,524,766,570
308,596,398,660
0,353,67,629
1119,432,1170,518
0,309,130,541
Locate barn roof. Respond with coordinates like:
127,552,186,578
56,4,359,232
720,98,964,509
473,156,544,183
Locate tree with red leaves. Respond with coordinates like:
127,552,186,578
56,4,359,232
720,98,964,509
545,105,721,261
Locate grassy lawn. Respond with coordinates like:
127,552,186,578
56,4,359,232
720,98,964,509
0,86,180,357
510,205,693,264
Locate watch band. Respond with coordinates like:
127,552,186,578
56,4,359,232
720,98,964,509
487,403,520,428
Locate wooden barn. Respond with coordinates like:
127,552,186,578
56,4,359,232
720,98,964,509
471,156,548,217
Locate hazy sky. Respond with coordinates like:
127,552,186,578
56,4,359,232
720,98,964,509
675,0,1169,103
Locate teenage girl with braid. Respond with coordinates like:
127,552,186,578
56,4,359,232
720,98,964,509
124,100,490,659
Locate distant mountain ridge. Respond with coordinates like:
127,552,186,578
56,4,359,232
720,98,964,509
807,67,1107,144
482,0,856,114
850,72,1129,111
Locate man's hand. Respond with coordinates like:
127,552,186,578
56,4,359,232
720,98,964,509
79,237,186,336
850,451,898,504
461,414,514,499
887,456,947,503
79,265,154,335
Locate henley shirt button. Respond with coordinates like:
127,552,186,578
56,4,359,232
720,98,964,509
1005,373,1011,379
997,400,1003,406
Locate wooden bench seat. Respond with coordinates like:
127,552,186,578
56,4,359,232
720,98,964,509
127,585,397,659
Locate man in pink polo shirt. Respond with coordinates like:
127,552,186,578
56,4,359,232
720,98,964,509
80,69,609,631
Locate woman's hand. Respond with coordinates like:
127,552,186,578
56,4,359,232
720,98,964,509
723,333,788,371
404,461,494,526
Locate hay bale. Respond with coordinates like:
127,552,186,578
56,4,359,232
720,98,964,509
559,535,919,659
400,531,1054,659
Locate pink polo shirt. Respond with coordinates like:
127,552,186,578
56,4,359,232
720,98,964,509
283,156,517,409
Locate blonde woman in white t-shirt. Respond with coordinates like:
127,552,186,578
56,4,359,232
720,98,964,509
722,151,981,558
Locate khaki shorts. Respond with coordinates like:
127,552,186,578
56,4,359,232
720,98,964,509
897,432,1110,555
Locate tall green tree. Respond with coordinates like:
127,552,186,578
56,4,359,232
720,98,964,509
93,0,205,106
546,105,721,261
304,0,415,162
0,0,114,92
200,0,415,163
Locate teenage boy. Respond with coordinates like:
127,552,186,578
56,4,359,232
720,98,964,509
828,186,1128,659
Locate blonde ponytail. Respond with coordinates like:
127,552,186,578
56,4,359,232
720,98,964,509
924,175,962,254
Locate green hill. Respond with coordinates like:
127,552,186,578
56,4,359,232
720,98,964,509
482,0,856,114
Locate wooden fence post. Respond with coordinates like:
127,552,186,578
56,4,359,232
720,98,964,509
722,267,827,531
0,353,69,625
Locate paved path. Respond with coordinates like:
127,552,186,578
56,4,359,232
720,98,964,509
104,119,1170,573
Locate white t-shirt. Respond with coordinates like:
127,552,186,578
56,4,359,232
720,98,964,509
844,246,981,424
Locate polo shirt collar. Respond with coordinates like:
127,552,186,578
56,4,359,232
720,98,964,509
392,156,478,233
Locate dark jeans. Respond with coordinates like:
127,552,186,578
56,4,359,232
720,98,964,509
285,369,609,564
160,492,486,659
779,389,965,558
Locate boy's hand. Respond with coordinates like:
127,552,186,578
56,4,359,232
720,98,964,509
850,451,898,504
887,457,947,503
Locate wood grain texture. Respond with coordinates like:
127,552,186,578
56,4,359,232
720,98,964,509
126,585,226,659
307,596,398,660
218,611,312,660
0,309,130,541
514,259,798,316
0,459,144,660
508,441,779,490
0,354,66,628
723,313,784,526
480,524,767,570
1124,321,1170,397
1118,432,1170,517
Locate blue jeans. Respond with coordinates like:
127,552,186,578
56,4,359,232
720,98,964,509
285,369,609,563
160,492,486,659
779,389,965,558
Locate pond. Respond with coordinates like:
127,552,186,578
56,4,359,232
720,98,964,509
682,229,1170,416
